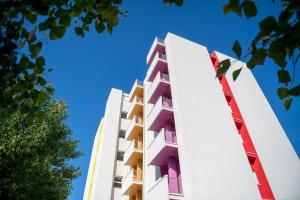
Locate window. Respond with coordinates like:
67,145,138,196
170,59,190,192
116,151,124,161
119,130,125,138
113,182,122,188
239,133,244,144
121,111,127,119
114,176,122,182
253,171,260,185
113,176,122,188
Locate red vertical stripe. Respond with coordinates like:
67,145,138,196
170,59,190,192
210,52,275,200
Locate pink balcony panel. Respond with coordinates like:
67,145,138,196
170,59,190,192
148,57,168,82
148,82,172,104
148,109,174,132
168,177,183,194
150,145,178,166
148,44,166,65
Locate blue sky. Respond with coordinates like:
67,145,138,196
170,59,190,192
42,1,299,199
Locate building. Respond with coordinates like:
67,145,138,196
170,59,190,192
83,33,300,200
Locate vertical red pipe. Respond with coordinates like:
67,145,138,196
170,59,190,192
210,52,275,200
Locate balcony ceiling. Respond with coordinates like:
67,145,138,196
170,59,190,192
128,103,143,119
149,145,178,166
129,87,143,102
127,125,143,141
123,182,142,196
125,150,143,166
148,82,172,104
148,60,168,82
148,109,174,132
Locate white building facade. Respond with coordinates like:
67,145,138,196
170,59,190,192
83,33,300,200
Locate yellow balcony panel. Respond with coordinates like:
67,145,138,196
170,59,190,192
129,80,144,102
128,96,144,120
126,116,144,141
125,183,142,196
124,140,143,166
122,169,143,196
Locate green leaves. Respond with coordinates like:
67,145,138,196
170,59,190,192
164,0,184,6
95,22,105,33
223,0,257,18
223,0,242,16
74,27,84,38
29,42,42,58
242,0,257,18
216,59,231,77
277,84,300,110
26,12,38,24
36,56,45,66
50,26,66,40
39,17,56,31
232,67,242,81
284,98,292,110
0,101,81,199
259,16,277,36
289,84,300,97
232,40,242,59
34,57,45,75
277,87,289,99
247,48,267,68
277,70,291,84
59,15,71,27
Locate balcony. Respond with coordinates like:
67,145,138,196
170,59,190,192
123,140,143,166
146,72,171,104
146,37,165,65
146,52,168,82
127,96,143,120
147,129,178,166
128,80,144,102
147,97,174,132
147,175,183,200
125,116,143,141
122,168,143,196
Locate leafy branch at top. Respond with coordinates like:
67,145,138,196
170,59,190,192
0,0,182,119
217,0,300,110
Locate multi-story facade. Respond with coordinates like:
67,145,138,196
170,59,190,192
84,33,300,200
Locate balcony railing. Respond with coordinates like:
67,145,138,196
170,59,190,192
148,97,172,117
147,128,178,165
123,140,143,165
147,73,170,93
147,175,183,200
146,37,165,65
125,116,143,140
146,52,168,82
146,72,171,104
162,97,173,108
122,168,143,195
168,177,183,194
128,80,144,102
127,96,143,119
149,128,177,148
147,97,174,132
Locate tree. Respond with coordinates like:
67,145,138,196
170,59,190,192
0,0,182,119
217,0,300,110
0,100,81,200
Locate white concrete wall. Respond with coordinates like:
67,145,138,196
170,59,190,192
84,89,130,200
216,51,300,200
144,80,161,200
115,160,124,177
120,118,130,131
118,137,128,152
83,118,104,200
164,33,261,199
112,187,122,200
